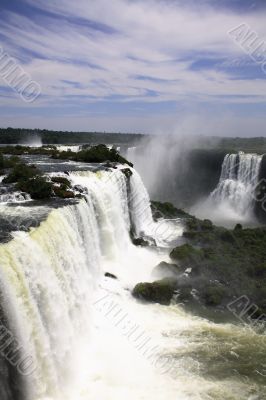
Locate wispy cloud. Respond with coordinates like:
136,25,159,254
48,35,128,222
0,0,266,134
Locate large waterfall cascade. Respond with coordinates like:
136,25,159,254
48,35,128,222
211,152,263,216
0,168,184,400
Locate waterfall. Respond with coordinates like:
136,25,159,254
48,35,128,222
55,145,81,153
0,191,31,204
211,152,263,217
0,167,182,400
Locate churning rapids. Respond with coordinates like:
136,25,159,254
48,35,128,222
0,166,265,400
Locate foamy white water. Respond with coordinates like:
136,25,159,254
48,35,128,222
56,145,81,153
211,152,262,216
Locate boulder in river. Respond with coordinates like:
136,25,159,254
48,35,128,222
132,278,176,305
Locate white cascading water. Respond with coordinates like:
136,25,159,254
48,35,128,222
0,168,184,400
211,152,262,218
55,145,81,153
0,191,31,204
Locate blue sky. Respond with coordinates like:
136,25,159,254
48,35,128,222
0,0,266,136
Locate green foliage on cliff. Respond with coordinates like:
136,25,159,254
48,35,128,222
17,177,53,200
74,144,133,166
179,215,266,312
3,163,40,184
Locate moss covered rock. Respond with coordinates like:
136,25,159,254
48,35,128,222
170,244,204,268
132,279,176,305
75,144,133,166
51,176,71,187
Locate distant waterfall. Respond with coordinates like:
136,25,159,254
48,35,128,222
211,152,263,216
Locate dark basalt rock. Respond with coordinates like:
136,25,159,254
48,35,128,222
132,237,149,247
53,186,75,199
105,272,118,280
51,176,71,187
74,185,87,194
177,286,193,302
121,168,133,179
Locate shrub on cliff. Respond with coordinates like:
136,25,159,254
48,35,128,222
75,145,133,166
170,244,204,266
3,163,40,184
151,201,189,219
132,279,176,305
17,177,53,200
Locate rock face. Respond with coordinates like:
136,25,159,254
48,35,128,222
132,237,149,247
104,272,117,280
132,279,176,305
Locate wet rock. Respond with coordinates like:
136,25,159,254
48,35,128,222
74,185,87,194
132,237,149,247
51,176,71,187
121,168,133,179
53,187,75,199
132,278,176,305
105,272,118,280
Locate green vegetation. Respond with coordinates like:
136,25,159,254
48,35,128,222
203,285,226,306
0,143,132,166
2,162,78,201
0,127,143,145
0,145,57,156
51,176,71,187
176,213,266,312
17,177,53,200
132,279,176,305
73,144,133,166
132,202,266,315
170,244,204,266
3,163,40,184
151,201,189,219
